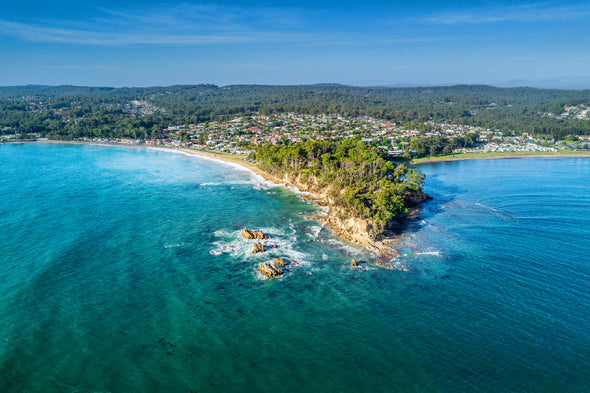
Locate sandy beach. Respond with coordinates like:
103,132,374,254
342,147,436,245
176,148,289,188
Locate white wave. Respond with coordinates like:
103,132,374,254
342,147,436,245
147,147,276,188
288,223,298,236
317,205,330,216
164,242,185,249
306,225,323,239
415,251,442,257
148,150,332,226
253,269,287,281
285,185,304,194
324,238,366,258
254,271,270,280
209,227,312,267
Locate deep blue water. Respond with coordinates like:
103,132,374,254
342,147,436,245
1,143,589,392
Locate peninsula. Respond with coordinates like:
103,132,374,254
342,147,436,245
175,140,431,258
248,140,430,256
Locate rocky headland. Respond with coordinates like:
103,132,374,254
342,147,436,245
252,170,431,259
180,145,431,262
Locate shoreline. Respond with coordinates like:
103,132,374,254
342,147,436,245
175,148,416,259
29,140,386,255
36,140,289,191
17,140,590,259
411,150,590,164
172,148,399,257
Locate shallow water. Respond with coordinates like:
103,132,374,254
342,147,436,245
1,144,589,392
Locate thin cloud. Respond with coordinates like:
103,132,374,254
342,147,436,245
44,65,119,70
0,3,312,46
0,3,453,48
0,20,302,46
418,3,590,25
0,3,313,46
311,36,448,47
100,3,306,31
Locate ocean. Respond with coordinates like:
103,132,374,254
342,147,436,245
1,143,589,392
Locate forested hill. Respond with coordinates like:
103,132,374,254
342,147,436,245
2,84,590,138
3,84,589,107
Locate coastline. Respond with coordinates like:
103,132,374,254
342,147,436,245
23,141,589,259
411,150,590,164
178,148,421,260
174,148,402,258
30,141,394,257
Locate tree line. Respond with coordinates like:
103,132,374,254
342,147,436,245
1,84,590,140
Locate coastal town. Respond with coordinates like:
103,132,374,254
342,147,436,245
4,111,588,157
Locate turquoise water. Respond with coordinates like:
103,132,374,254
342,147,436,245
1,144,589,392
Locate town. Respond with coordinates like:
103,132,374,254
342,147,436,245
3,111,590,157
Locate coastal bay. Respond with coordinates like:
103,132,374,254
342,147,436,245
1,143,589,392
35,140,430,259
3,0,590,390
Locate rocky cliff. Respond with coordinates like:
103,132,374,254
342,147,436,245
267,171,430,259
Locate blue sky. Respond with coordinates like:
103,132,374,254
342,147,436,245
1,0,589,87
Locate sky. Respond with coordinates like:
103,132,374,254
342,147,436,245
1,0,590,87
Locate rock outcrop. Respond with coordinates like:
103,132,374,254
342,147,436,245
263,171,430,259
252,242,267,254
375,261,411,271
376,261,397,270
259,262,283,278
273,258,288,267
242,228,270,240
350,259,367,270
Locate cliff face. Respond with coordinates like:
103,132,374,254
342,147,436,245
271,171,429,259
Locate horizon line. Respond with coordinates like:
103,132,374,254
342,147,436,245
2,81,590,91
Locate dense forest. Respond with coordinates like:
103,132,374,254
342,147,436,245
1,84,590,139
252,139,428,238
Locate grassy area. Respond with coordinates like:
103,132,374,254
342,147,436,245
411,150,590,164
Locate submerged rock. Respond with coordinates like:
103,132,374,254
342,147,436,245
259,262,283,278
350,259,366,270
242,228,270,240
273,258,288,267
375,261,397,270
252,242,267,254
374,261,410,271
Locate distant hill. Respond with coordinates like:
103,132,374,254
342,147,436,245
493,77,590,90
